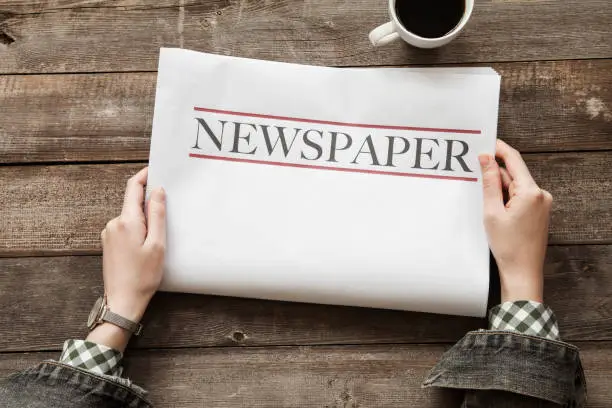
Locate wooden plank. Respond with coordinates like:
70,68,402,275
1,60,611,164
0,343,610,407
495,60,612,153
0,0,182,12
0,153,609,257
0,245,609,352
0,163,132,255
0,73,155,163
1,0,610,73
528,153,612,245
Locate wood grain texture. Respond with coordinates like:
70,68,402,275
0,0,183,12
0,163,132,255
1,0,610,73
1,343,611,407
529,153,612,245
0,245,609,352
0,73,155,163
0,153,609,257
0,60,610,164
495,60,612,152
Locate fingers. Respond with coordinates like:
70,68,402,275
145,187,167,254
122,167,149,219
495,140,536,187
499,166,512,190
499,165,518,199
479,154,505,217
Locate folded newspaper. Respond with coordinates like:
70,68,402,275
148,48,501,317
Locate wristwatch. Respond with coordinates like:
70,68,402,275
87,296,143,336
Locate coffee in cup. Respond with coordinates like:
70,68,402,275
369,0,474,49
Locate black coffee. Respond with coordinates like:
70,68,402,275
395,0,465,39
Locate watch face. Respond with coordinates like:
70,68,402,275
87,297,104,329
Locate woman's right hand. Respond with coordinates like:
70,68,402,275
479,140,553,303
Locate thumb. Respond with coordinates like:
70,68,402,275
145,187,167,250
479,154,504,217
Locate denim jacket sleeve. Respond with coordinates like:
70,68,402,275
0,361,151,408
423,310,587,407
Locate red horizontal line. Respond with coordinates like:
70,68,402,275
193,107,481,135
189,153,478,182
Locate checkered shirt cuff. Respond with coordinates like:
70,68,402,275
489,301,560,340
60,339,124,377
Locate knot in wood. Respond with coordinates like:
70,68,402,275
231,331,246,343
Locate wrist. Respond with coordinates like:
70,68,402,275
105,296,150,323
86,322,131,353
500,274,544,303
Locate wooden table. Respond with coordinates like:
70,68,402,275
0,1,610,406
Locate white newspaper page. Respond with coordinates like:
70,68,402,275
148,48,501,317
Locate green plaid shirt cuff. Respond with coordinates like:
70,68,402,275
59,339,124,377
489,300,560,340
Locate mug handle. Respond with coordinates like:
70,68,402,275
369,22,400,47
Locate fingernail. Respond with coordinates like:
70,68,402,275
152,187,166,203
478,155,490,169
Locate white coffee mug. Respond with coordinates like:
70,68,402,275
369,0,474,48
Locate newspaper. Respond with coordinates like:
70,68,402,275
147,48,501,317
